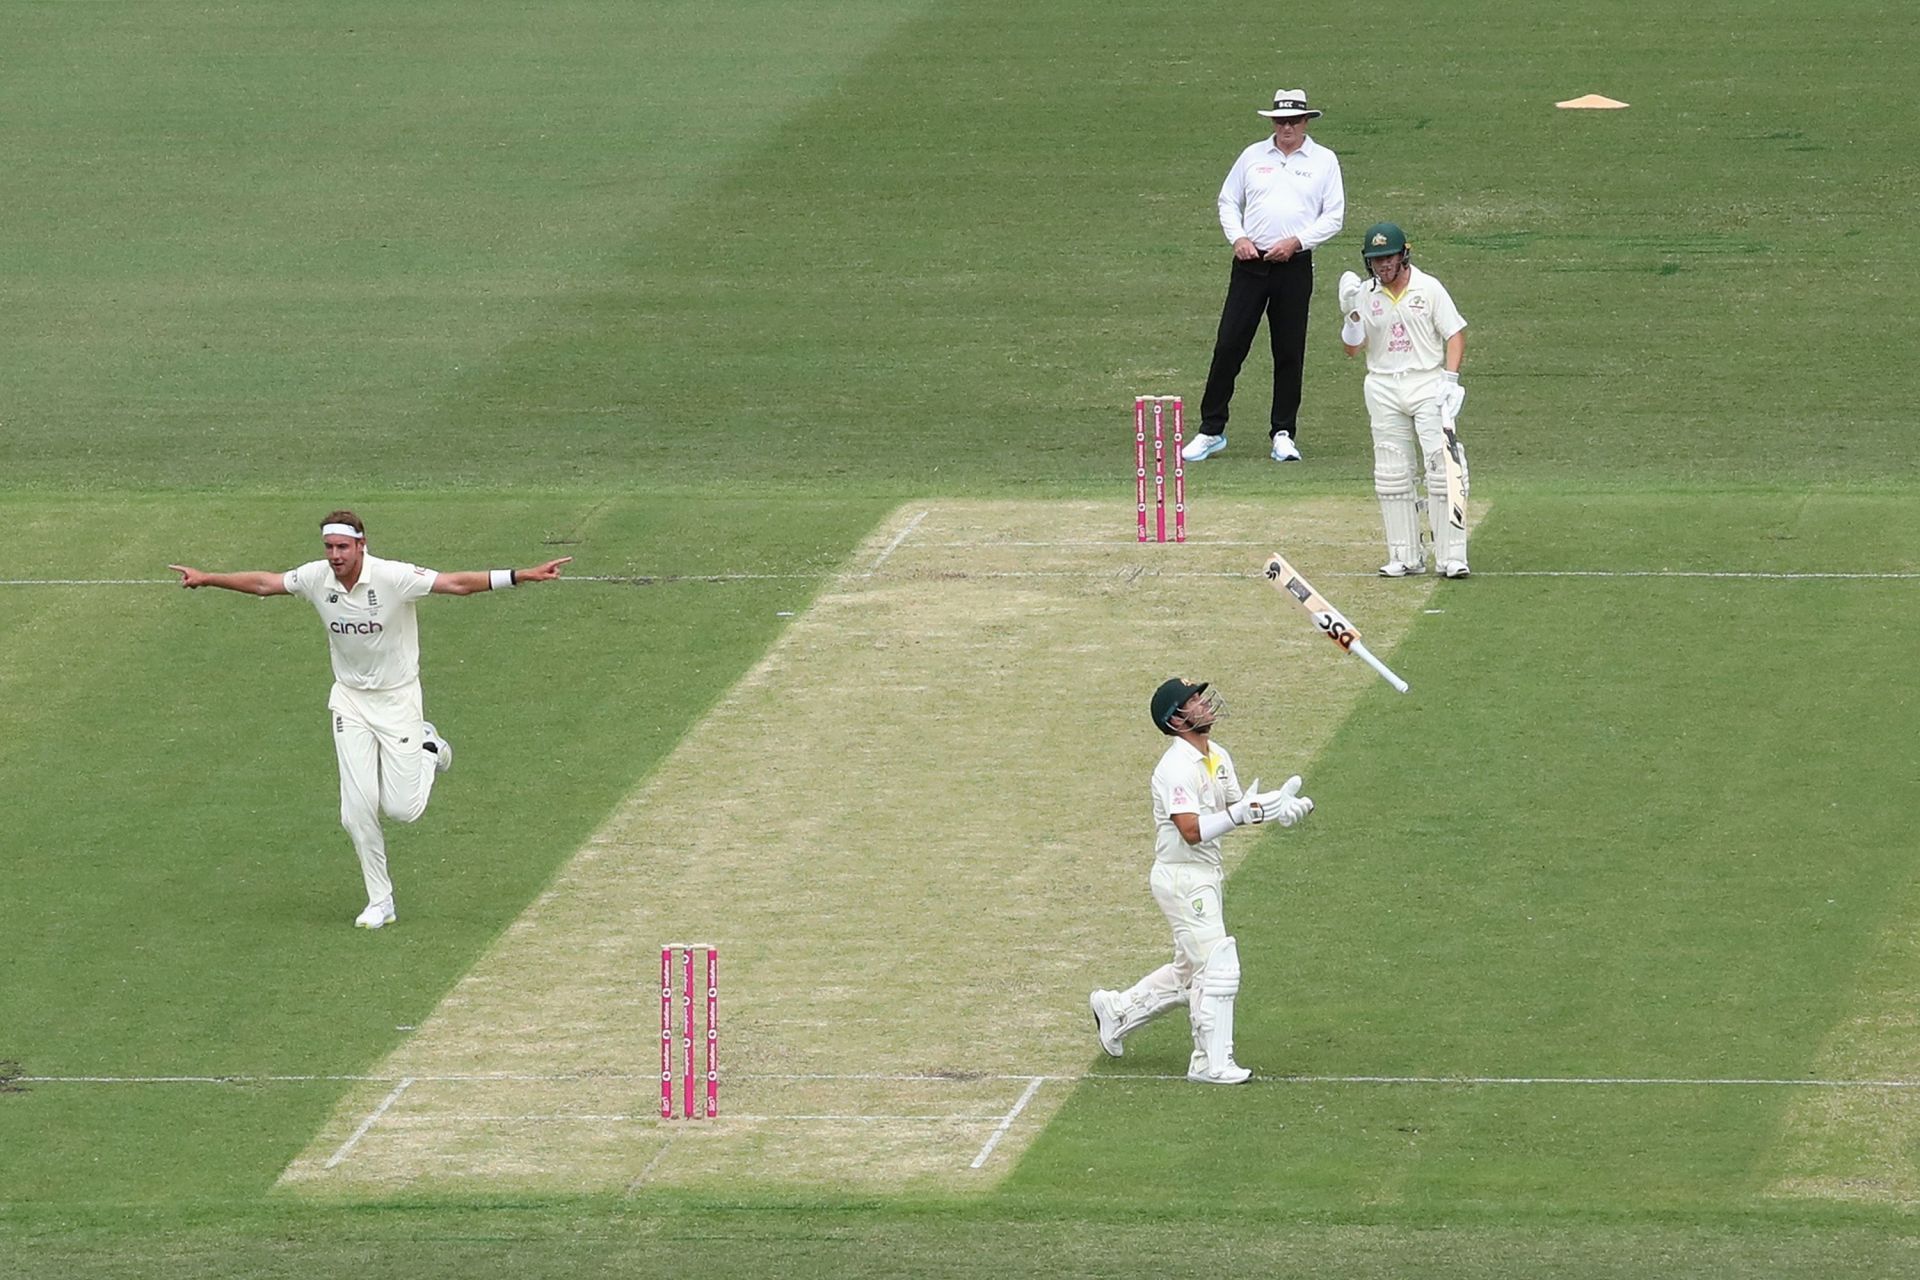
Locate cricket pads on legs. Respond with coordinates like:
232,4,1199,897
1188,936,1245,1080
1374,443,1422,568
1426,448,1467,564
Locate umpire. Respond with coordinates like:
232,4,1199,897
1184,89,1346,465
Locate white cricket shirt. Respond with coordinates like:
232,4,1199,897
284,553,439,691
1216,134,1345,253
1151,736,1244,869
1357,265,1467,375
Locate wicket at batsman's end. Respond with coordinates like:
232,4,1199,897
1133,395,1186,544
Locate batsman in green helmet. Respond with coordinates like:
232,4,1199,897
1087,677,1315,1085
1335,221,1473,578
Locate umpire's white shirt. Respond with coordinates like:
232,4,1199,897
283,554,439,692
1151,737,1244,869
1358,266,1467,375
1217,134,1345,253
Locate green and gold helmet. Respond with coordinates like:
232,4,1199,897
1150,677,1225,735
1361,222,1408,259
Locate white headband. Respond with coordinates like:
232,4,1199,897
321,523,365,540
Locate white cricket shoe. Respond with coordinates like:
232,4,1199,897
1378,559,1427,578
355,899,396,929
1440,559,1471,579
1187,1058,1254,1085
423,721,452,774
1269,431,1301,462
1089,990,1126,1058
1181,432,1227,462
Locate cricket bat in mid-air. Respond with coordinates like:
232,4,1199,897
1262,553,1410,693
1440,418,1467,532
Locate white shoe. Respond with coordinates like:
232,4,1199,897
355,899,396,929
1378,559,1427,578
1440,559,1471,579
1181,432,1227,462
1269,431,1301,462
422,721,452,774
1089,990,1126,1058
1187,1059,1254,1085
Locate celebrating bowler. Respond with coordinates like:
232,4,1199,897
170,510,572,928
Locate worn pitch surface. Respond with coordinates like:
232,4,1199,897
280,498,1438,1196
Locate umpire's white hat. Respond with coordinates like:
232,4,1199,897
1257,89,1321,119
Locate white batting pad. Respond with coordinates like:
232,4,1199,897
1374,443,1422,566
1426,447,1468,564
1187,936,1242,1076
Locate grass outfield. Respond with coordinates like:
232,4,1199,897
5,0,1920,1275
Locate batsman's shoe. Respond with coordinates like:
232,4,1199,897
1440,559,1471,579
1187,1056,1254,1086
1089,989,1126,1058
1181,432,1227,462
354,899,396,929
1269,431,1302,462
1378,559,1427,578
423,721,453,774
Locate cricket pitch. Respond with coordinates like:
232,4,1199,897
279,498,1439,1196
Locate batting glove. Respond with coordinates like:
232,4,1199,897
1270,775,1314,827
1227,777,1277,825
1228,776,1314,826
1336,270,1364,313
1440,371,1467,419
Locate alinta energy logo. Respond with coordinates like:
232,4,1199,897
330,619,384,635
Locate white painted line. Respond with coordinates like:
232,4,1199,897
970,1077,1044,1170
1496,570,1920,581
323,1076,413,1170
0,578,178,586
26,1069,1920,1090
5,566,1917,589
630,1133,676,1188
862,509,930,576
441,1113,1008,1123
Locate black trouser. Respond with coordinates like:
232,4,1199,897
1199,251,1314,439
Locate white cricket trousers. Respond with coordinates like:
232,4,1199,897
1365,368,1460,563
1114,861,1231,1018
1364,367,1448,457
328,680,436,907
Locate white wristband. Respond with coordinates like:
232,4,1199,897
1196,810,1238,842
1340,316,1365,346
489,568,516,591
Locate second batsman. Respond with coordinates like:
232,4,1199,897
1339,221,1472,578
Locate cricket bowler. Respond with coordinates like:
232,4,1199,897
1338,221,1472,578
1089,678,1314,1084
170,510,572,928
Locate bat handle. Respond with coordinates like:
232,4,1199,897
1350,639,1410,694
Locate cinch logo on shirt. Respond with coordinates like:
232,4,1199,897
330,620,384,635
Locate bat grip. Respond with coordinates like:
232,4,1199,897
1350,639,1410,694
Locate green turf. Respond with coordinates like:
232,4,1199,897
5,0,1920,1273
0,492,886,1205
